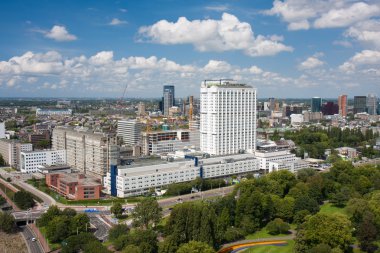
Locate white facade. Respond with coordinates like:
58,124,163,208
117,120,142,146
200,80,257,155
36,108,72,116
20,150,67,173
367,94,378,115
104,153,259,197
0,122,5,139
290,114,304,126
255,150,300,171
268,159,309,173
0,140,32,169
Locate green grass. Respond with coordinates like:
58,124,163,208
319,203,347,216
245,224,296,240
243,240,295,253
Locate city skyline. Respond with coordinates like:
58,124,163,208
0,0,380,98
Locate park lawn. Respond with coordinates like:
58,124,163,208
319,202,347,216
245,223,296,240
243,240,295,253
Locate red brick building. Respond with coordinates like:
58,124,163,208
45,173,102,200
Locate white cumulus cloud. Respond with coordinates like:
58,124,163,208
138,13,293,57
45,25,77,41
299,56,325,70
265,0,380,30
345,19,380,49
339,50,380,73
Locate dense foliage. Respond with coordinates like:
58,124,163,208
38,206,90,243
0,212,15,233
156,162,380,252
164,177,227,196
272,127,380,158
14,190,35,210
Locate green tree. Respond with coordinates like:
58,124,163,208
62,208,77,217
109,224,130,241
46,216,71,243
123,245,142,253
273,196,295,222
266,218,290,235
0,212,15,233
223,227,244,243
176,241,215,253
38,205,61,227
295,213,353,252
71,213,90,234
110,202,123,218
293,194,319,214
132,198,162,229
0,154,5,166
0,195,6,205
14,190,35,210
62,233,109,253
357,211,378,253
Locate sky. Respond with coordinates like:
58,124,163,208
0,0,379,98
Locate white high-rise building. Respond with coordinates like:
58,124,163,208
20,150,66,173
0,122,5,139
117,120,142,146
200,79,257,155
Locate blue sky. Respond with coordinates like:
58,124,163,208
0,0,379,98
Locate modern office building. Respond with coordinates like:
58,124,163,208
52,127,119,178
142,130,190,155
0,139,32,169
46,173,102,200
321,102,339,115
338,95,347,117
104,153,259,197
0,122,5,139
200,79,257,155
354,96,367,114
117,120,142,146
311,97,322,112
367,94,378,115
20,150,66,173
163,85,175,116
36,108,72,116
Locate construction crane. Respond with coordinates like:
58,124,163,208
116,83,128,108
188,96,194,121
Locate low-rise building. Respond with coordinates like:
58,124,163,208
46,173,102,200
142,130,190,155
335,147,358,159
20,150,66,173
36,108,72,116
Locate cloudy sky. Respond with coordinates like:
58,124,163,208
0,0,379,98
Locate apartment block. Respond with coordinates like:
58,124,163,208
52,127,118,178
0,139,32,169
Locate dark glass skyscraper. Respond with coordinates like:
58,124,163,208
311,97,322,112
354,96,367,114
163,85,175,116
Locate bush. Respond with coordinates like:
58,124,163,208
14,190,35,210
266,218,290,235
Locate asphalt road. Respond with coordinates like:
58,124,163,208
87,213,110,241
20,226,44,253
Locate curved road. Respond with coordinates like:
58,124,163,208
20,226,44,253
